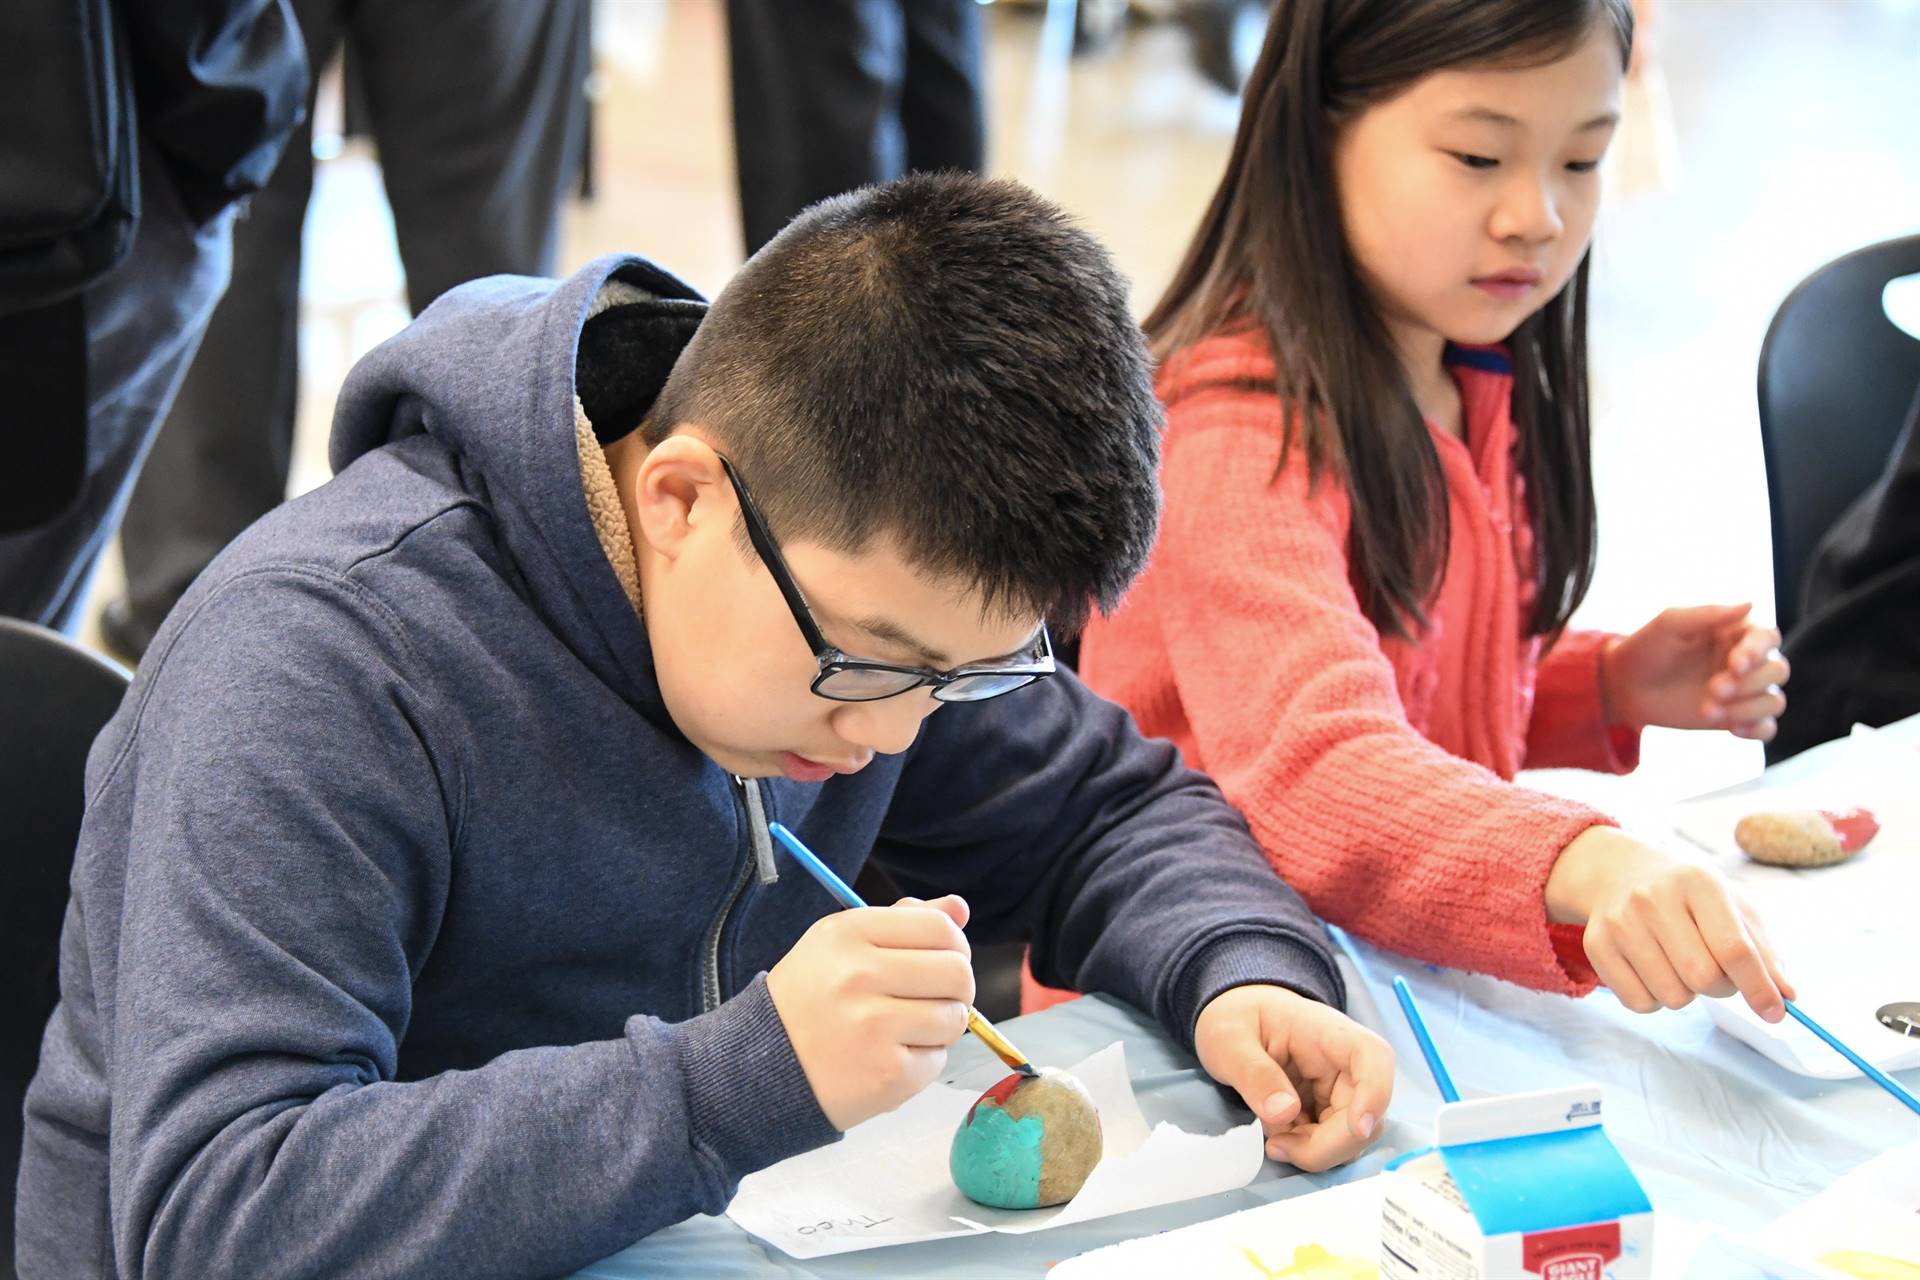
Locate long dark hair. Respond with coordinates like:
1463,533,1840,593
1146,0,1632,639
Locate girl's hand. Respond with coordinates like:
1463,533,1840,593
1545,826,1795,1021
1601,603,1789,740
1193,985,1394,1172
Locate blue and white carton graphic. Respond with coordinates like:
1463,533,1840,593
1380,1085,1654,1280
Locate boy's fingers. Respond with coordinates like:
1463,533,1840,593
1213,1037,1301,1129
859,947,977,1003
1266,1116,1364,1173
892,997,972,1049
1326,1029,1394,1140
892,893,971,929
854,905,971,955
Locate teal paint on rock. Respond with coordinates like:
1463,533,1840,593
949,1103,1046,1209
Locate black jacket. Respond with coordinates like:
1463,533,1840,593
1771,381,1920,761
0,0,306,532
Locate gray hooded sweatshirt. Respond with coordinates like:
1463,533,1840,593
16,256,1343,1279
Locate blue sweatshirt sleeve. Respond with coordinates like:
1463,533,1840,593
98,570,833,1279
874,669,1345,1047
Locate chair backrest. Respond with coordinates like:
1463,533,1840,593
0,619,127,1278
1757,234,1920,636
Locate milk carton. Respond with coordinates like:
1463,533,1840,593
1380,1085,1653,1280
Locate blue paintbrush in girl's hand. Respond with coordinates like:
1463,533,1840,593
766,821,1038,1078
1784,1001,1920,1117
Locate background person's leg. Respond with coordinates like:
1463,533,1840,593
110,0,347,657
0,142,236,632
726,0,906,256
900,0,985,177
355,0,591,305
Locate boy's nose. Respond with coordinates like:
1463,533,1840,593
832,690,940,757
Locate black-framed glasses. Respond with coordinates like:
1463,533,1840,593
717,456,1056,703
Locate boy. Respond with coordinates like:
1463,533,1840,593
17,175,1392,1279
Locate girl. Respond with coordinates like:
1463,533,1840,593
1075,0,1796,1021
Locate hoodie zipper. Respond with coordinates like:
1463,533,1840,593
702,776,779,1012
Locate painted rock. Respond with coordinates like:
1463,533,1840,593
949,1067,1102,1209
1735,807,1879,867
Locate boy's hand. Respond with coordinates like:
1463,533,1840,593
1601,603,1788,740
1193,985,1394,1172
767,895,975,1131
1546,826,1796,1021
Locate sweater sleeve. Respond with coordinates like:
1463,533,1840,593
1141,391,1607,995
1525,629,1642,773
874,669,1346,1049
102,570,834,1280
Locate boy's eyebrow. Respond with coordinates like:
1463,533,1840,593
851,613,1045,670
1450,107,1620,133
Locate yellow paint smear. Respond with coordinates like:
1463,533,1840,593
1817,1249,1920,1280
1238,1242,1379,1280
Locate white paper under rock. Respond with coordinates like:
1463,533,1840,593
724,1040,1266,1258
1668,724,1920,1078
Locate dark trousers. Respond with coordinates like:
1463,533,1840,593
115,0,590,645
727,0,986,256
0,142,233,631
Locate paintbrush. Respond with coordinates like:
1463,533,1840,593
766,821,1039,1078
1393,975,1461,1103
1784,1000,1920,1118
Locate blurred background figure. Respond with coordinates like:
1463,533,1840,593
725,0,986,254
50,0,1919,811
100,0,591,662
0,0,306,632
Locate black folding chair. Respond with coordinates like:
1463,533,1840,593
0,619,128,1277
1757,234,1920,636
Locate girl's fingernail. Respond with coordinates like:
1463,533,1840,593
1262,1091,1293,1120
1356,1113,1377,1139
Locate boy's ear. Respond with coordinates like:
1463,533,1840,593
630,432,731,562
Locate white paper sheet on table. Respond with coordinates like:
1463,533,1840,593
724,1042,1265,1259
1051,1174,1794,1279
1668,724,1920,1079
1754,1140,1920,1277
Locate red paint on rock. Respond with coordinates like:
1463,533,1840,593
1820,807,1881,852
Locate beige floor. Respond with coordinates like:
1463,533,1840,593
82,0,1920,805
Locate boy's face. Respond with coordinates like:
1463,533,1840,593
615,432,1046,781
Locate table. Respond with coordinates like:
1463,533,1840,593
575,719,1920,1277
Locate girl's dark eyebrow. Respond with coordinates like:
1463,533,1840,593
1450,106,1620,132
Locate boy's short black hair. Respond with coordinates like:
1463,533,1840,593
642,172,1162,636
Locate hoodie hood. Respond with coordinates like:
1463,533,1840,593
328,255,707,709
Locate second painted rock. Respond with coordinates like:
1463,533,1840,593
949,1067,1102,1209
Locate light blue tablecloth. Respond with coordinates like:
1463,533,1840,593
574,723,1920,1277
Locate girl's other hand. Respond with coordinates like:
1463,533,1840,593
1601,603,1789,740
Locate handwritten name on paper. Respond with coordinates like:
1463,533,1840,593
796,1214,895,1236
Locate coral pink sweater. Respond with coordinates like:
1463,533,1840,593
1077,331,1641,998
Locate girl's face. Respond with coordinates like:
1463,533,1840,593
1333,23,1624,363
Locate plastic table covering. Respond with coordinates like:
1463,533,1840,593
574,721,1920,1277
